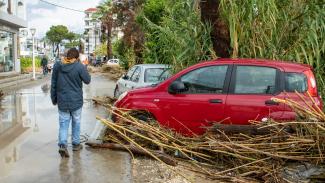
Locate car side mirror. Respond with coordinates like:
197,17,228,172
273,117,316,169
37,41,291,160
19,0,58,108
168,80,186,94
122,74,129,80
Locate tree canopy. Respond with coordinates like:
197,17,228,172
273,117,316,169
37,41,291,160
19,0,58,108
94,0,325,100
45,25,79,56
46,25,69,44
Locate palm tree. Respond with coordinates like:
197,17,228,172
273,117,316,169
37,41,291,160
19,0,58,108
93,0,114,58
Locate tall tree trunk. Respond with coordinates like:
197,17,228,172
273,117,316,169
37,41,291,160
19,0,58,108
52,43,55,57
106,23,113,58
55,44,60,57
200,0,230,58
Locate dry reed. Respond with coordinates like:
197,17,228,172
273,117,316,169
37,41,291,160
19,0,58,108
92,94,325,182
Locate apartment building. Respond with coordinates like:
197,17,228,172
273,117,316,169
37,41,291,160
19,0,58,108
84,8,101,56
0,0,27,75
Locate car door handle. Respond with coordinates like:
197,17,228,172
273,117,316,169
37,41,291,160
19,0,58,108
209,99,223,104
265,100,279,106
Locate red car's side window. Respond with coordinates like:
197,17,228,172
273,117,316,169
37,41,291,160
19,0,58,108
233,66,277,95
284,73,307,93
178,65,228,94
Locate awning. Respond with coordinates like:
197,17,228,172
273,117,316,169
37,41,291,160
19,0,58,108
0,12,27,29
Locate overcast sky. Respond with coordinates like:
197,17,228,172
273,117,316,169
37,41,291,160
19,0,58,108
26,0,101,38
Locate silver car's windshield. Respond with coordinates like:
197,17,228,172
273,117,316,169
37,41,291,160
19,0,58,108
144,68,169,83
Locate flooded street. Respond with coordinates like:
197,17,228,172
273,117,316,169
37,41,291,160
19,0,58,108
0,74,132,183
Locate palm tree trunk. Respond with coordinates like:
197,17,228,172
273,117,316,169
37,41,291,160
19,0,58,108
55,44,59,57
200,0,230,58
106,23,113,58
52,43,55,57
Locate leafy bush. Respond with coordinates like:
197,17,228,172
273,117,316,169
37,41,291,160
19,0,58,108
94,43,108,57
113,39,135,70
20,57,41,69
138,0,216,73
136,0,167,25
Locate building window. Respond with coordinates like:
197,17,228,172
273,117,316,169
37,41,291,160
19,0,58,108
0,30,14,72
0,0,7,13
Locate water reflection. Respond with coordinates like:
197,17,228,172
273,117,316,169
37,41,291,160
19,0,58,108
59,151,83,183
41,83,50,93
0,75,118,182
0,93,33,177
0,95,19,133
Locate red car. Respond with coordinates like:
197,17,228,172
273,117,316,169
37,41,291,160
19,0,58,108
114,58,323,135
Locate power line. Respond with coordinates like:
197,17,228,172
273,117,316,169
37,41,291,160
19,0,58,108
39,0,84,13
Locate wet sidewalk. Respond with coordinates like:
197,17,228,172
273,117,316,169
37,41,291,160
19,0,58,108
0,74,132,183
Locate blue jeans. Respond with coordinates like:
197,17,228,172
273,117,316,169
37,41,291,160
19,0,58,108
42,66,48,76
58,108,82,147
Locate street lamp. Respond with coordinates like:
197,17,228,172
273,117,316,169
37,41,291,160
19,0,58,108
20,29,28,37
30,28,36,80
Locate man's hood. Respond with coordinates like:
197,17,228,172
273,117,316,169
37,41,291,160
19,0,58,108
60,62,78,73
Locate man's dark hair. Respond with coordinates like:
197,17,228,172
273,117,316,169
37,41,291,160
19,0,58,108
66,48,79,59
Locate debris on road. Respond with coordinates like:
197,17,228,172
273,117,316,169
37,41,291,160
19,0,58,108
0,90,3,100
89,94,325,182
132,158,217,183
101,65,124,81
86,142,177,166
92,96,116,107
88,65,124,81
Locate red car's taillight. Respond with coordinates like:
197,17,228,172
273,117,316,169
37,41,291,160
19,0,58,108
304,70,318,97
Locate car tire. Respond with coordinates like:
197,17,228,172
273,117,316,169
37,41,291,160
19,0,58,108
135,114,150,122
114,86,120,98
130,111,153,122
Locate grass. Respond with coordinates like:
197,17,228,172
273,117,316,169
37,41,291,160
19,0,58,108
219,0,325,101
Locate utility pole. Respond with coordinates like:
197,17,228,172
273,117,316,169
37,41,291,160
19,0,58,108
30,28,36,80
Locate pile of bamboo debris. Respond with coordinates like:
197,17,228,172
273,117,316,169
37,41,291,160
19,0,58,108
101,65,124,81
88,94,325,182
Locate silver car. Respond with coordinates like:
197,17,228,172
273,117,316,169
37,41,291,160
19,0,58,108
114,64,170,97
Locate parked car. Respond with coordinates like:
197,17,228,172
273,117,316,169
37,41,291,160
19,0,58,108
114,64,171,98
113,58,323,136
107,59,120,66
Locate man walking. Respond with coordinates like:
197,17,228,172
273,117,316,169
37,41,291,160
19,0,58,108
41,56,48,76
51,48,91,158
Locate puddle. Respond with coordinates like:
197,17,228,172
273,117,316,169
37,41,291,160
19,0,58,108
0,74,131,183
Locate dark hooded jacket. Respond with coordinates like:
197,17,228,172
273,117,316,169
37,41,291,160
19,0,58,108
41,57,48,66
51,61,91,111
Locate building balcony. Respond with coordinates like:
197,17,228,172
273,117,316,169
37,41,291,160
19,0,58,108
84,16,92,21
0,1,27,28
84,25,95,30
0,11,27,28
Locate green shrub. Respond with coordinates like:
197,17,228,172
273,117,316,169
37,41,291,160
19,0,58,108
94,43,107,57
138,0,216,73
20,57,41,69
113,39,135,70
